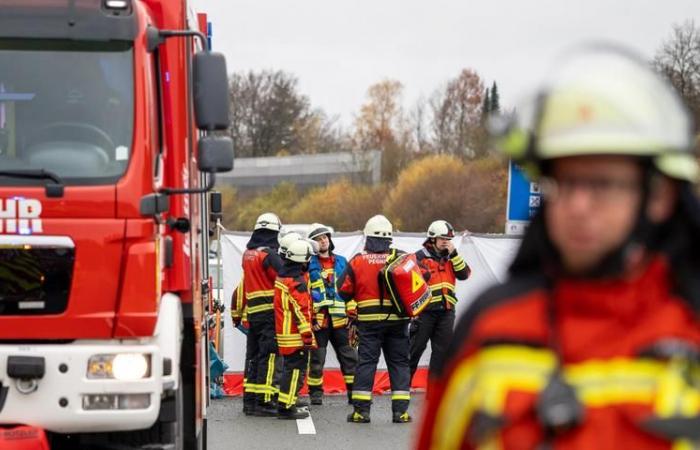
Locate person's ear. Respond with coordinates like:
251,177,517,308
647,175,678,224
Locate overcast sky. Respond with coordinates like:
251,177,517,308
192,0,698,127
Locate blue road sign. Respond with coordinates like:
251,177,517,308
506,161,541,234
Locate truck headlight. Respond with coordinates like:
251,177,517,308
87,354,151,380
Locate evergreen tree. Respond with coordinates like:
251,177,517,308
490,81,500,113
482,88,491,116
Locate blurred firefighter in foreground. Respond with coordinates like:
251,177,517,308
307,223,358,405
274,238,317,419
410,220,471,382
339,215,413,424
418,44,700,449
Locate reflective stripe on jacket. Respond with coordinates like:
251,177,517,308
274,274,316,355
417,257,700,450
241,248,281,317
416,246,470,310
309,253,349,328
338,251,408,322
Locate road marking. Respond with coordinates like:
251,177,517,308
296,413,316,435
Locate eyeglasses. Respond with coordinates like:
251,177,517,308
539,175,641,203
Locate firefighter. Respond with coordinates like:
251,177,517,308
278,229,302,256
235,212,284,417
417,45,700,449
338,215,412,424
409,220,470,381
275,239,317,419
306,223,358,405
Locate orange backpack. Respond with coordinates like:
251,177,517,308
380,250,431,318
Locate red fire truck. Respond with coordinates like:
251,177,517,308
0,1,233,448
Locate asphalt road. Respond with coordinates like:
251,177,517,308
207,393,423,450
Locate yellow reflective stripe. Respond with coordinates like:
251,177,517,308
346,299,357,311
248,304,274,314
247,289,275,299
358,313,407,322
451,256,466,271
565,358,664,407
247,303,274,314
430,282,456,290
431,345,700,450
315,299,334,309
308,376,323,386
392,392,411,401
432,346,553,450
352,391,372,401
279,368,301,408
263,353,276,403
332,317,348,328
344,375,354,384
357,299,382,308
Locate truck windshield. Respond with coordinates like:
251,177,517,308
0,40,134,184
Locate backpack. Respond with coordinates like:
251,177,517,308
379,250,431,318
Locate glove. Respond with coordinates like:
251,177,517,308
301,332,314,348
348,324,359,349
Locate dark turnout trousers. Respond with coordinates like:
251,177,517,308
278,350,309,409
351,321,411,414
409,309,456,379
308,326,358,394
245,314,279,406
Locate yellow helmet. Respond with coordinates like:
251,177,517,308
494,44,699,183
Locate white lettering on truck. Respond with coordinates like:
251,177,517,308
0,198,43,234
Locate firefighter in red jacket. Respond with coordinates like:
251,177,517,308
338,214,412,424
236,212,284,417
274,238,317,419
417,45,700,449
410,220,471,381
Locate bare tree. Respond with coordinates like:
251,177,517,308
429,68,487,158
228,70,346,157
654,20,700,129
353,79,414,181
409,96,432,154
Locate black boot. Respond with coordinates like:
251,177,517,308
346,383,353,405
242,403,256,416
310,390,323,405
392,411,412,423
252,402,278,417
278,405,310,420
347,407,371,423
296,397,310,408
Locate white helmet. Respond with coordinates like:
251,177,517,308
494,44,699,183
427,220,455,239
278,231,302,255
363,215,392,239
308,223,333,241
285,239,314,263
254,212,282,232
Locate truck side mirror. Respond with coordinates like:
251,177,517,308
210,191,223,223
193,51,230,131
198,135,234,173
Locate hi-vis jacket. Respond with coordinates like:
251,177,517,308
274,273,317,355
416,246,470,311
338,251,409,322
417,257,700,450
309,253,349,328
231,248,281,321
